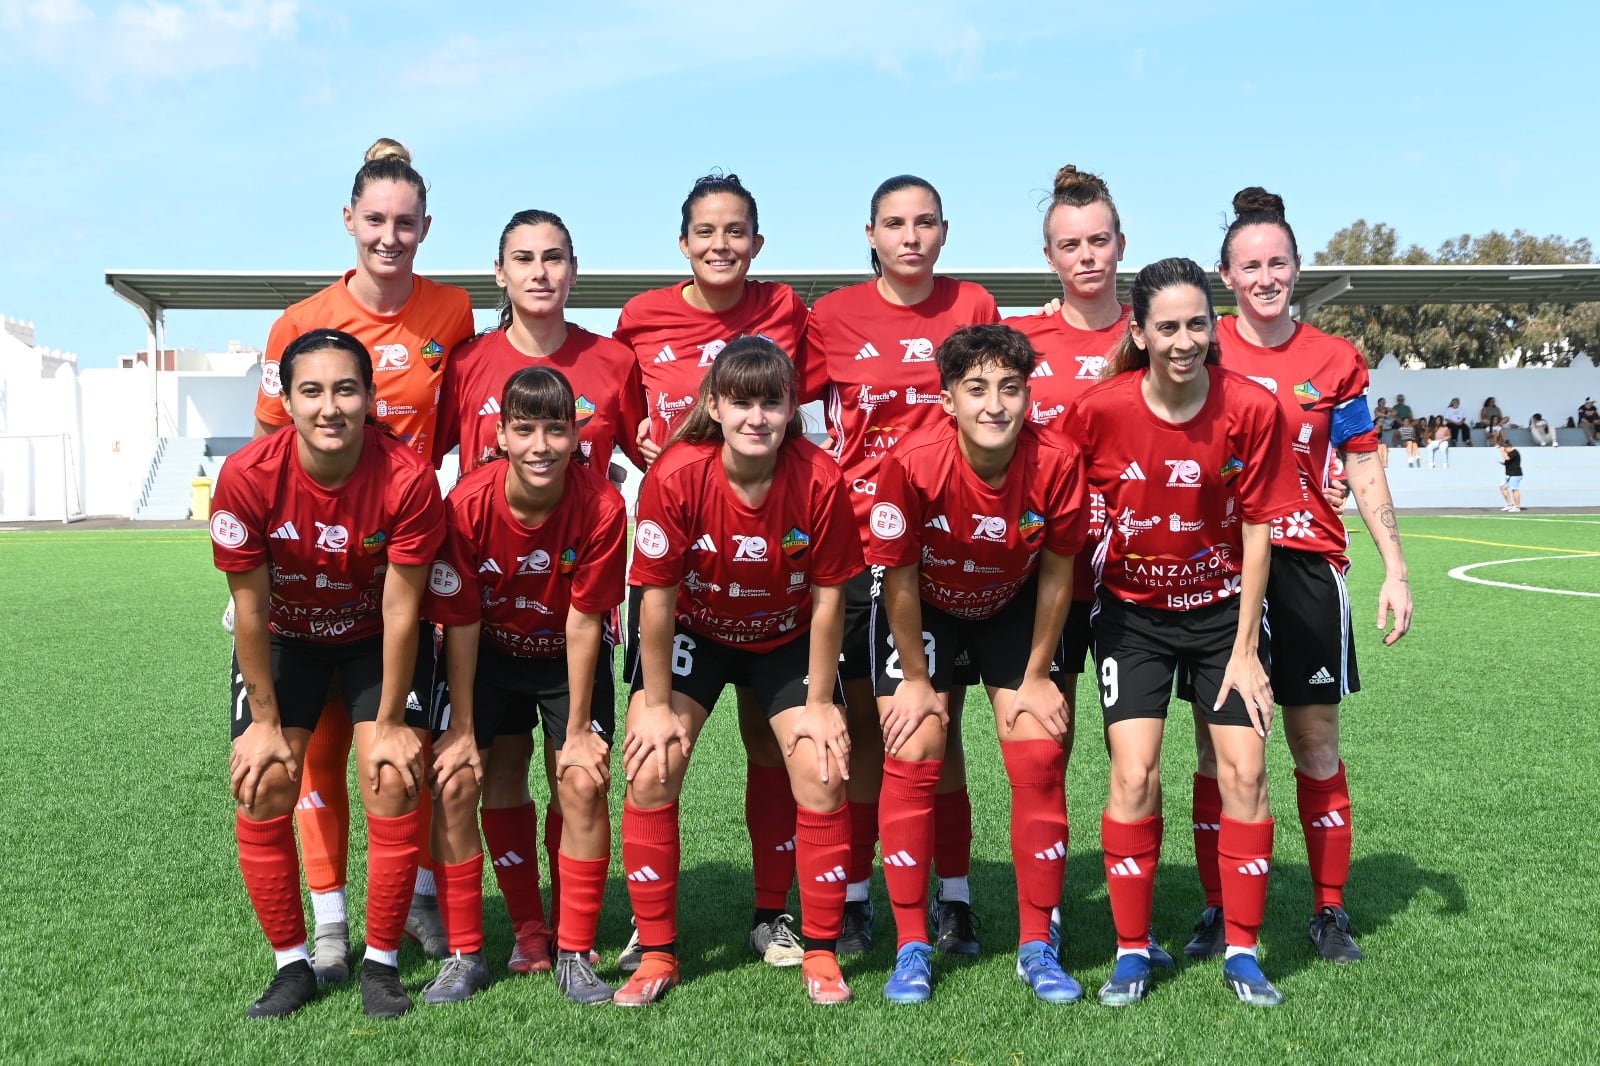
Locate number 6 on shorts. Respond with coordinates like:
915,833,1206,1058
671,633,697,677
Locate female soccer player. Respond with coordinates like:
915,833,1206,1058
615,337,863,1006
1067,258,1303,1008
1184,189,1413,967
797,175,1000,956
865,323,1086,1004
213,329,445,1019
612,173,813,969
424,367,628,1005
250,139,475,974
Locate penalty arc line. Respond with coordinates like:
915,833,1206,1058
1447,554,1600,599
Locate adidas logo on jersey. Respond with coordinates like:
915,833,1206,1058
1193,821,1221,832
1120,462,1147,481
854,342,882,361
1030,362,1054,378
692,534,717,552
1237,859,1270,876
1307,667,1335,685
883,850,918,868
270,522,299,540
775,837,796,853
815,865,847,883
493,851,525,868
1034,840,1065,862
627,865,662,883
1311,810,1347,829
479,558,502,574
1109,857,1144,877
654,345,677,363
925,515,951,532
295,791,327,811
479,397,501,416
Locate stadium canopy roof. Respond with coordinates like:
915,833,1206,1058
107,263,1600,322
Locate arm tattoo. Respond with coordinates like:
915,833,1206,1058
1376,503,1400,544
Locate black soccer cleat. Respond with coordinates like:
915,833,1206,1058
1184,906,1226,960
1309,905,1365,963
246,959,318,1019
930,889,981,956
838,899,875,956
360,960,414,1019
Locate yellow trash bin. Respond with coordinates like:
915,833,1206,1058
191,478,213,521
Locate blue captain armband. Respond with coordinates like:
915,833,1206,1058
1330,395,1375,447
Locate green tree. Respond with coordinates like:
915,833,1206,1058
1310,223,1598,368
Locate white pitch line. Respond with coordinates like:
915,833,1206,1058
1428,515,1600,526
1448,554,1600,598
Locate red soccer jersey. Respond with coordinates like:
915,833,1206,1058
1216,316,1378,572
1004,306,1130,602
613,280,810,447
797,277,1000,533
255,272,476,460
210,425,445,642
1066,366,1304,611
865,423,1087,620
424,458,628,659
630,437,864,652
433,325,647,475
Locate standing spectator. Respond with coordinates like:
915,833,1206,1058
1578,398,1599,445
1442,398,1471,445
1528,412,1557,447
1498,441,1523,512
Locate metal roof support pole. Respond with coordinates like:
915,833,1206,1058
1294,274,1353,322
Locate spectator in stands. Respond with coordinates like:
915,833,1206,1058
1442,398,1471,446
1373,397,1395,430
1578,398,1599,445
1478,397,1507,439
1392,394,1412,423
1396,417,1420,466
1426,417,1452,469
1498,440,1523,512
1528,412,1557,448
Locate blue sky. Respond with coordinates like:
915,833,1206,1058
2,0,1595,368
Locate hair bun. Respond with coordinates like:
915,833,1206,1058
365,137,412,166
1053,164,1109,199
1232,186,1284,219
694,170,741,189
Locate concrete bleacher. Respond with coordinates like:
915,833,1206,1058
1369,439,1598,510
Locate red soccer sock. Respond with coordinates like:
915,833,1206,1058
545,806,564,929
481,802,548,930
879,757,940,949
1193,772,1223,908
295,704,352,893
747,763,798,911
364,807,423,952
1218,815,1275,949
795,804,851,942
846,799,879,885
622,801,680,948
933,787,973,880
1001,741,1068,946
436,854,485,955
1102,812,1163,951
556,853,608,954
236,810,307,950
1297,762,1352,911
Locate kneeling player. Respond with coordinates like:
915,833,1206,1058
1066,259,1303,1007
865,324,1087,1004
616,337,863,1006
424,367,628,1005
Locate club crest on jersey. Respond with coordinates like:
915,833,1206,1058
1293,380,1321,408
900,337,935,363
260,361,282,398
697,339,726,367
1018,510,1045,543
518,550,552,575
559,548,578,575
421,338,445,363
362,530,388,555
575,395,597,426
1219,456,1244,482
315,522,350,553
781,527,810,559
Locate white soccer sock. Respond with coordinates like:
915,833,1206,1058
364,945,400,968
274,944,311,969
1224,945,1258,960
310,888,347,926
938,875,970,903
846,879,871,904
1115,947,1151,960
414,868,437,896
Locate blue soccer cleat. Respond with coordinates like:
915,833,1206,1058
883,942,934,1004
1097,952,1152,1007
1016,941,1082,1004
1223,953,1284,1007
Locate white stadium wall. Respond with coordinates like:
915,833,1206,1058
1367,355,1600,426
